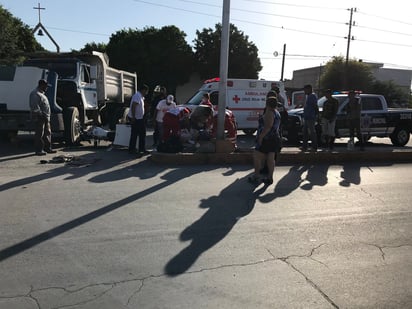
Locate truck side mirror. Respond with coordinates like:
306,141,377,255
90,66,98,80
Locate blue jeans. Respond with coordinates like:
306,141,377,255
302,119,317,150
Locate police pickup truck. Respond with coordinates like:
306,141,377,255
284,93,412,146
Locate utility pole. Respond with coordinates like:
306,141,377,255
280,43,286,81
216,0,230,144
344,7,356,89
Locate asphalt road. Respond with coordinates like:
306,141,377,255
0,133,411,308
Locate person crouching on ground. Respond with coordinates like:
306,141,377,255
162,106,191,142
248,96,282,185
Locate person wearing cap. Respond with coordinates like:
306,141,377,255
150,86,167,144
321,89,339,151
29,79,57,155
155,94,177,144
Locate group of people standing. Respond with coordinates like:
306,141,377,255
127,84,191,156
248,84,365,187
301,85,364,152
28,78,363,189
127,85,229,156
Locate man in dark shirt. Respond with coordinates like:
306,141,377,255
321,89,339,150
302,84,319,152
346,90,364,151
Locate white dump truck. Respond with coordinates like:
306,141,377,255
0,51,137,144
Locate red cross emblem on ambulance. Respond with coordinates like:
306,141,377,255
232,95,240,104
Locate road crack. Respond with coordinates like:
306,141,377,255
267,244,339,309
0,244,341,308
362,242,412,262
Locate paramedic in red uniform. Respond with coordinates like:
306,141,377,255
211,109,237,147
163,106,191,141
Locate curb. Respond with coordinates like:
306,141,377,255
150,149,412,165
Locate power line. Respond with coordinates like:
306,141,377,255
234,19,342,38
356,25,412,38
133,0,412,47
355,38,412,48
131,0,219,18
359,59,412,70
260,52,332,58
239,0,346,11
174,0,344,25
31,0,412,53
357,11,412,27
44,26,110,37
132,0,344,38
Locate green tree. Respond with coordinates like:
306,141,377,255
0,5,44,65
105,26,194,95
194,23,262,79
79,42,107,53
370,80,410,107
320,56,374,91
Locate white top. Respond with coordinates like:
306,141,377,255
128,91,145,120
156,99,176,122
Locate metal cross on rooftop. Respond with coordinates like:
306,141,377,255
31,2,60,53
33,3,45,23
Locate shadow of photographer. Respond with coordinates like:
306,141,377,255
165,176,267,276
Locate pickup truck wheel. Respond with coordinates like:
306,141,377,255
390,127,410,146
243,129,256,135
64,107,81,145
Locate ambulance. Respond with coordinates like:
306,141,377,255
183,78,287,134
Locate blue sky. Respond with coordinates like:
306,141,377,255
2,0,412,81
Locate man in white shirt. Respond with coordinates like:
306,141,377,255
155,94,176,144
128,84,149,155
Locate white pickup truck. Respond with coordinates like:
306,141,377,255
285,93,412,146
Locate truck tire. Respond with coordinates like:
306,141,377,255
64,107,81,144
0,130,17,142
390,127,410,146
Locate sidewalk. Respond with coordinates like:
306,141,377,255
150,134,412,165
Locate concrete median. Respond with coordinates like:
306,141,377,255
150,146,412,165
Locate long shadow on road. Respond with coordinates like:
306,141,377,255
0,155,220,262
165,177,268,276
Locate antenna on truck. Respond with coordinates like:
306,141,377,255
31,3,60,53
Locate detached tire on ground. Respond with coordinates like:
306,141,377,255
120,107,129,124
243,129,256,135
63,107,81,144
390,126,410,146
